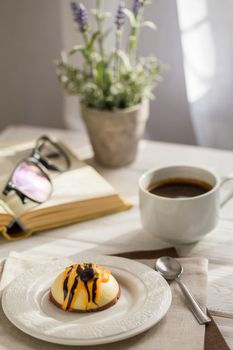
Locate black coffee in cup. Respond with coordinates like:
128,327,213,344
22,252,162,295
148,178,212,199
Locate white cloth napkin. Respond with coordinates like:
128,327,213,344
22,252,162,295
0,251,56,296
0,252,208,350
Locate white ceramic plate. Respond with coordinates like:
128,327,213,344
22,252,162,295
2,255,171,346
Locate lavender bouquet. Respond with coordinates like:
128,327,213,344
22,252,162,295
55,0,162,111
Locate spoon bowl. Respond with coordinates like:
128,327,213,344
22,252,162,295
155,256,183,280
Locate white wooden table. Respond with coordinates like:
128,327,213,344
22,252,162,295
0,125,233,349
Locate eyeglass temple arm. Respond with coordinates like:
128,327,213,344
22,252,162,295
35,135,51,148
38,156,60,171
2,182,14,195
3,183,28,204
33,135,71,170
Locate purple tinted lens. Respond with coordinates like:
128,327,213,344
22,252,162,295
12,161,52,203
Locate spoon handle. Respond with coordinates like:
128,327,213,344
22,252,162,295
175,277,211,325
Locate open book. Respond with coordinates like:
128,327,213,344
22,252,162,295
0,138,131,240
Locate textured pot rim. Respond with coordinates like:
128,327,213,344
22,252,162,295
81,99,148,115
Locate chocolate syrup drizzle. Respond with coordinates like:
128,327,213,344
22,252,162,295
92,278,98,305
66,264,82,310
84,281,90,302
63,265,72,300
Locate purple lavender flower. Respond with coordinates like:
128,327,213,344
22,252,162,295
115,2,125,30
132,0,141,16
70,2,88,32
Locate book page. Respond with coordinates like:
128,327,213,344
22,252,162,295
0,200,8,215
31,165,116,211
0,138,116,218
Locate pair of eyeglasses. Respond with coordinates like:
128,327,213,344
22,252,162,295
2,135,70,204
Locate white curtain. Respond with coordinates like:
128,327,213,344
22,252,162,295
177,0,233,150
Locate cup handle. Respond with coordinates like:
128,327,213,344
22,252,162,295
220,175,233,208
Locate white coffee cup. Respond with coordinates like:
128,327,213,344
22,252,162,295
139,165,233,244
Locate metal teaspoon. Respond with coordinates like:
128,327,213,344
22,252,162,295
155,256,211,325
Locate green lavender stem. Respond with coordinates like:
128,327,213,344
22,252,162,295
115,30,121,80
129,4,146,63
83,32,93,76
96,0,104,58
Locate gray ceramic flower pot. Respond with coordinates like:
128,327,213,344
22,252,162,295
81,100,149,167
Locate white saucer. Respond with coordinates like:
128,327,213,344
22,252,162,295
2,255,171,346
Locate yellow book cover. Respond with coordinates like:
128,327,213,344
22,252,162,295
0,137,132,240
